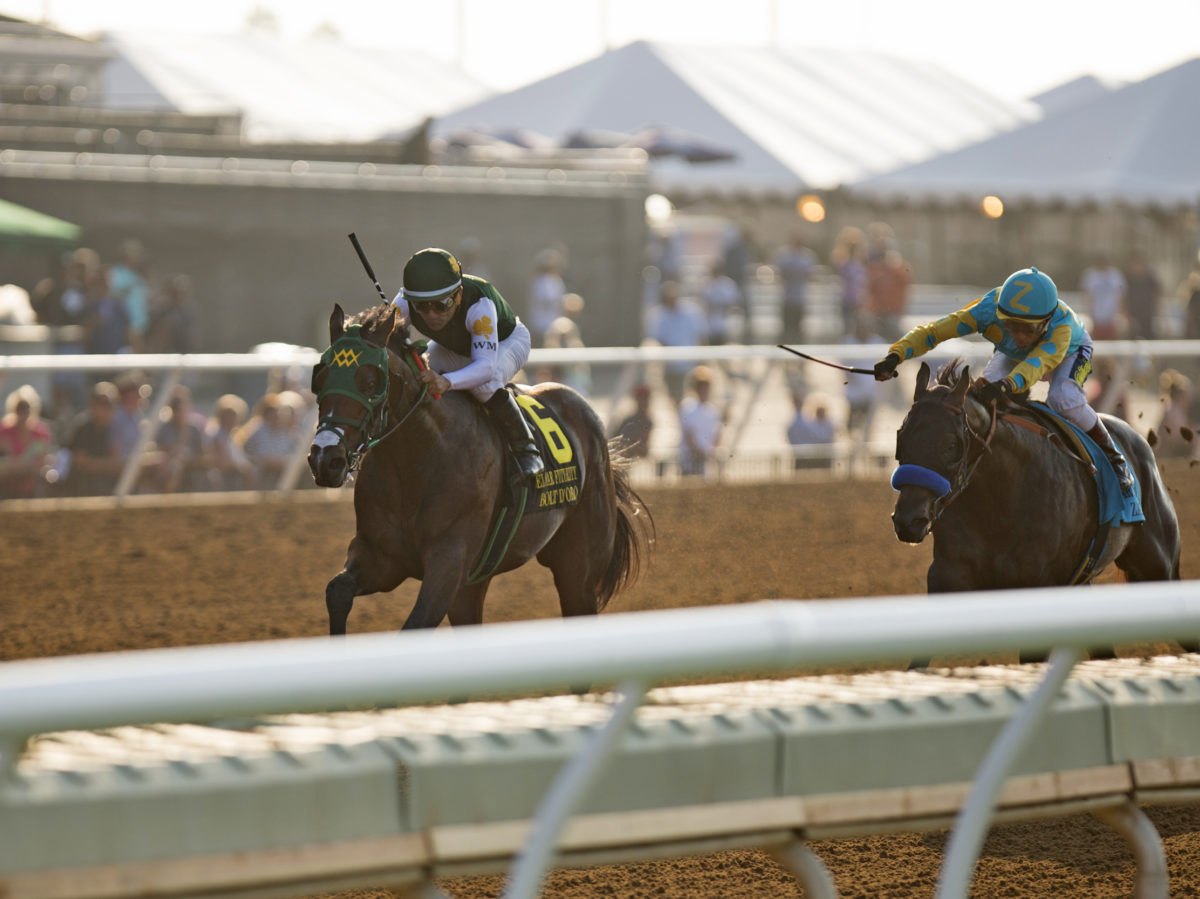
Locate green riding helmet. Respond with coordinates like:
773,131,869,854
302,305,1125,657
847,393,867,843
403,248,463,301
997,267,1058,322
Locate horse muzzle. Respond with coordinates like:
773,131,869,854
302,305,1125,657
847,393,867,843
308,442,350,488
892,487,935,544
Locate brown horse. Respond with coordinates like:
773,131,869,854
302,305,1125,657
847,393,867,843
307,302,653,634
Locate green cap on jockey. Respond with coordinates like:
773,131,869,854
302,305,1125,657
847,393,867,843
997,267,1058,322
403,248,463,301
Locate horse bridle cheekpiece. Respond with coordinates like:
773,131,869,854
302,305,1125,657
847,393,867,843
311,324,425,471
891,388,996,520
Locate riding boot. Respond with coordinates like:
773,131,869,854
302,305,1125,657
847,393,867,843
1087,420,1135,496
484,389,544,482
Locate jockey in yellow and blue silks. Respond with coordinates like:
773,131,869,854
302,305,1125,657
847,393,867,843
873,267,1135,494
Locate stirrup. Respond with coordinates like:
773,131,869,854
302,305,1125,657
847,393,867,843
513,445,544,481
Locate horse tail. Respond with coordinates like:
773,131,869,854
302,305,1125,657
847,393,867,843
595,443,655,610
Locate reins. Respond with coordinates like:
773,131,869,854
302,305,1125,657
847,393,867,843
933,397,998,516
892,391,998,523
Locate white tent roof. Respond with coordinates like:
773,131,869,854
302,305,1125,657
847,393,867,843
101,30,491,143
431,41,1037,193
854,57,1200,206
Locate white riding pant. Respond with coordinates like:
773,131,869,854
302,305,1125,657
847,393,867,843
981,341,1098,431
427,320,532,403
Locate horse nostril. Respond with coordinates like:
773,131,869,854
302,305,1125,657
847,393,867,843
328,456,347,478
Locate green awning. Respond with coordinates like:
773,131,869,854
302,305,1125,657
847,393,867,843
0,199,81,253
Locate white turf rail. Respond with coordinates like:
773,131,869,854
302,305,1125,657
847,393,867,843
1,585,1199,899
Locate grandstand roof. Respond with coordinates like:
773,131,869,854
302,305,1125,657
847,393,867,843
853,57,1200,206
431,40,1038,194
101,30,491,143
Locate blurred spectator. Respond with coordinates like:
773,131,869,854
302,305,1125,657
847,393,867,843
539,293,591,395
241,392,301,487
111,372,150,461
787,390,836,470
205,394,256,490
1124,250,1162,339
831,227,868,334
610,382,654,459
1180,264,1200,340
62,380,123,496
82,265,129,359
0,385,54,498
700,259,742,346
146,274,198,354
720,222,755,338
1081,251,1126,340
109,239,150,351
648,280,707,408
776,229,817,344
866,246,913,342
528,247,567,346
151,385,210,493
843,315,885,440
1156,369,1194,459
39,248,97,413
647,223,684,284
678,365,723,478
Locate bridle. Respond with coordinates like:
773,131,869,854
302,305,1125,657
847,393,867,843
892,389,998,522
311,325,428,474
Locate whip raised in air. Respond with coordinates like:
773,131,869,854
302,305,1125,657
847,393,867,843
776,343,879,376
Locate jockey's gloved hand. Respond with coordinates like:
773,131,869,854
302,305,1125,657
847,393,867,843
873,354,900,381
977,379,1011,405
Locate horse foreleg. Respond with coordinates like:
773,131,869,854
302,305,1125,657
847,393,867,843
326,569,357,636
448,580,491,626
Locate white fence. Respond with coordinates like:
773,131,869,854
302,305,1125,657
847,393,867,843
2,338,1198,500
2,584,1199,898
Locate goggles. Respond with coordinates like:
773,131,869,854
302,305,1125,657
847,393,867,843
408,289,459,315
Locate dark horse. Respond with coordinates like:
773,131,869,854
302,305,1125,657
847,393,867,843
891,360,1185,660
307,302,653,634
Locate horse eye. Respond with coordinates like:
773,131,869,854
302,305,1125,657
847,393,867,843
311,365,327,393
356,367,381,396
941,434,961,463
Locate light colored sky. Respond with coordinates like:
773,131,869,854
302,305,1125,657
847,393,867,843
7,0,1199,100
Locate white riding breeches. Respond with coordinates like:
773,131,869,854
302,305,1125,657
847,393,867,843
982,344,1098,431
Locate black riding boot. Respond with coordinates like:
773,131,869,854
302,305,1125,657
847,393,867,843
484,389,544,482
1087,420,1135,496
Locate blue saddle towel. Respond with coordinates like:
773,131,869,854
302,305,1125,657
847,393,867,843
1028,402,1144,526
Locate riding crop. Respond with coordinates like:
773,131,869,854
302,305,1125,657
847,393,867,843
347,232,440,397
776,343,885,376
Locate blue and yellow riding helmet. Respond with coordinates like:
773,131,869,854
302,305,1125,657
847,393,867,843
996,267,1058,323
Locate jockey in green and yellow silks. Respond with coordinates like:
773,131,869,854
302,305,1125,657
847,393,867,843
873,267,1135,495
393,247,544,482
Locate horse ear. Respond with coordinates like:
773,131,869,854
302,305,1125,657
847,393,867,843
951,367,970,403
329,304,345,341
914,361,931,400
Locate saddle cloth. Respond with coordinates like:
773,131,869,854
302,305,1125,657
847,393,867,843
465,388,581,585
1020,402,1144,527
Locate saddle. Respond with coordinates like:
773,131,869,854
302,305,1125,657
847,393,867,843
1000,400,1144,584
466,386,582,585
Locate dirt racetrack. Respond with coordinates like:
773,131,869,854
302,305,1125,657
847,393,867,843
3,461,1200,898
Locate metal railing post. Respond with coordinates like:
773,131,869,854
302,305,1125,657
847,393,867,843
503,680,647,899
935,646,1083,898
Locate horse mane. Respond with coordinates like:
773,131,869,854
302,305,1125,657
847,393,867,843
346,302,412,355
934,356,971,387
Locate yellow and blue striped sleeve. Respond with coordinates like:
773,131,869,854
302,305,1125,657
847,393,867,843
888,300,982,362
1006,321,1072,392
